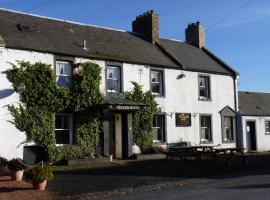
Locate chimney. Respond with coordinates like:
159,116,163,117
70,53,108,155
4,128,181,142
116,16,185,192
185,22,205,48
132,10,159,44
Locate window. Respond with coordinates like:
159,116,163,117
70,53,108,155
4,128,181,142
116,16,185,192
106,66,121,93
200,115,212,143
266,121,270,135
55,114,72,145
151,70,164,95
223,117,234,142
56,61,72,88
199,75,210,100
153,115,166,142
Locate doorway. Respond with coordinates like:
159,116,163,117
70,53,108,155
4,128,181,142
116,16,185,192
246,121,257,151
108,114,122,158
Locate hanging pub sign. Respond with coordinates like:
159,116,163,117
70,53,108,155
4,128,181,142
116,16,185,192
175,113,191,127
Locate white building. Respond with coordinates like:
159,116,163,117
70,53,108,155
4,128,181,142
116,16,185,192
0,9,239,160
238,91,270,152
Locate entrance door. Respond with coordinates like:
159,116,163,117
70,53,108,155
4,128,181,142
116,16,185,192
246,121,257,151
115,114,122,159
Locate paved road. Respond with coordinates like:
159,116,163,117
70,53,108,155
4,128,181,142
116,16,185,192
111,171,270,200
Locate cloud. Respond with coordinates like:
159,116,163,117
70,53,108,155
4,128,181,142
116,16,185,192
217,7,270,28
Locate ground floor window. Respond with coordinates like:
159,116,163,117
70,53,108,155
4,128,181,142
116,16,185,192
266,121,270,135
200,115,212,143
153,115,166,142
223,116,234,142
55,114,73,145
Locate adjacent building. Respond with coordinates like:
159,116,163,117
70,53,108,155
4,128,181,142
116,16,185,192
0,8,246,160
238,91,270,152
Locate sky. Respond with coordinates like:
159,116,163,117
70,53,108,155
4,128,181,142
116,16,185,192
0,0,269,92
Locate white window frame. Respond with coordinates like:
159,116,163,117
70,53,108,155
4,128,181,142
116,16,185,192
55,114,73,146
106,66,121,93
265,121,270,135
151,70,163,95
200,115,212,143
223,116,234,143
198,75,211,100
152,114,166,143
55,60,72,88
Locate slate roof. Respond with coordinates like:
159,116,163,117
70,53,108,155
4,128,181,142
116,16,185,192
0,9,237,75
238,91,270,116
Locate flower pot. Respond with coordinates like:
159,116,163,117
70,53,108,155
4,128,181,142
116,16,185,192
10,170,24,181
32,180,47,191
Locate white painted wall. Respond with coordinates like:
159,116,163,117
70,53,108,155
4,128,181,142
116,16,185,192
122,63,236,148
0,47,237,159
0,48,54,159
242,116,270,151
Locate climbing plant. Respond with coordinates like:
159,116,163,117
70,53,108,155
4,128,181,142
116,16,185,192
124,82,159,152
4,61,103,162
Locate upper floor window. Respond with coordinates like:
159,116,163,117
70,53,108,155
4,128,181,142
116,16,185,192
55,114,72,145
153,114,166,143
106,66,121,93
199,75,210,100
266,121,270,135
151,70,164,95
56,61,72,88
200,115,212,143
223,116,234,142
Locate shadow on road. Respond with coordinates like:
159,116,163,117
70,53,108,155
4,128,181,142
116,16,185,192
48,154,270,197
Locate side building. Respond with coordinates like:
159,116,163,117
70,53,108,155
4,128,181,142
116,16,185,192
238,91,270,152
0,9,238,160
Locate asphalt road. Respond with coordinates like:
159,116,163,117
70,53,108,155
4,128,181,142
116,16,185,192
111,170,270,200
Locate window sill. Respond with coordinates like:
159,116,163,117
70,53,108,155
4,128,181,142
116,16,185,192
152,93,165,98
198,97,212,102
199,141,213,144
222,141,235,144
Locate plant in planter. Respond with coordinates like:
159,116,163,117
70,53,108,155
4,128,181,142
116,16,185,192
0,157,8,175
28,164,53,191
7,158,26,181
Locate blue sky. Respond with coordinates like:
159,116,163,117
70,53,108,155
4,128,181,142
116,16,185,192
0,0,269,92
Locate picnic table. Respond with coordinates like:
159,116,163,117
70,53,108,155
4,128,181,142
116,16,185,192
166,145,248,166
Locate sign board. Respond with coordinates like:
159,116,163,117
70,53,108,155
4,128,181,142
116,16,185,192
109,105,141,111
175,113,191,127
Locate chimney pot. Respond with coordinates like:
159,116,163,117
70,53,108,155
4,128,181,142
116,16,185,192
185,22,205,48
132,10,159,44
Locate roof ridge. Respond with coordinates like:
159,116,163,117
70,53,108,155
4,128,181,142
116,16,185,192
0,7,126,33
238,90,270,94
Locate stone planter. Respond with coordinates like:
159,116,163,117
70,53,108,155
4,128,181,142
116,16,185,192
32,180,47,191
10,170,24,181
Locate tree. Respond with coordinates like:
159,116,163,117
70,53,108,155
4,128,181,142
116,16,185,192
124,82,159,152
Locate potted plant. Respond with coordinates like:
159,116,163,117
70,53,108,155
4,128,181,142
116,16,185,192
28,164,53,191
0,157,8,175
7,158,26,181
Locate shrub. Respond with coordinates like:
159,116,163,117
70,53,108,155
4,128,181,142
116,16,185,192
7,158,26,171
28,165,53,183
0,157,8,167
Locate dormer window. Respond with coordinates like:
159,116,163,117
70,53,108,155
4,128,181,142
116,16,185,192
17,24,31,32
56,60,72,88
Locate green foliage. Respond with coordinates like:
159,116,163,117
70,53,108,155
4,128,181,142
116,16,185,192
28,164,53,182
124,82,159,152
7,158,26,171
0,157,8,167
4,61,103,162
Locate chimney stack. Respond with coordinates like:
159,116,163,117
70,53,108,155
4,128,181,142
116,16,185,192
185,22,205,48
132,10,159,44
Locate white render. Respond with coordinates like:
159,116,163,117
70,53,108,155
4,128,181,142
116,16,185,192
0,47,237,159
241,116,270,152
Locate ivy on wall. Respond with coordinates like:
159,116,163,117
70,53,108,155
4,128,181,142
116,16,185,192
124,82,159,152
5,61,103,162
